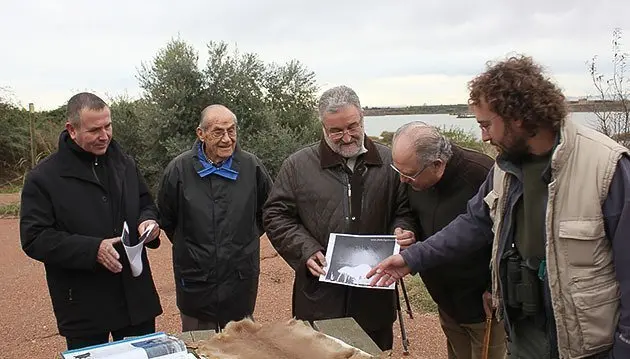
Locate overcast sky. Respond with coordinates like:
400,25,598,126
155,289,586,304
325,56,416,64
1,0,628,110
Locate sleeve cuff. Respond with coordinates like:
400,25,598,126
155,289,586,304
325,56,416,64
400,247,420,275
145,237,160,249
302,246,324,267
613,331,630,358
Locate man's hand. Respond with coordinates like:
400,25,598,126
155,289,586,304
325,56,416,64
366,254,411,287
138,219,160,243
394,227,416,249
482,291,494,319
306,251,327,277
97,237,122,273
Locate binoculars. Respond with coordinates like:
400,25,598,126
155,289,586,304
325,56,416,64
505,249,541,317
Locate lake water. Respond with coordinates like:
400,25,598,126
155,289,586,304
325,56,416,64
364,112,599,139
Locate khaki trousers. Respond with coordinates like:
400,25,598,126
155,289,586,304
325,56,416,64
439,309,507,359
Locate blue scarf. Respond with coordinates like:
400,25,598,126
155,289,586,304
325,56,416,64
196,143,239,180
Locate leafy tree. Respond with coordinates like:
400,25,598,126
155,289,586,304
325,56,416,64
1,38,321,187
263,60,320,134
133,38,320,190
244,59,320,175
205,41,268,135
108,96,145,160
0,101,29,178
242,113,307,176
32,105,70,162
136,38,207,189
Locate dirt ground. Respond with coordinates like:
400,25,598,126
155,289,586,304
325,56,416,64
0,193,20,206
0,194,447,359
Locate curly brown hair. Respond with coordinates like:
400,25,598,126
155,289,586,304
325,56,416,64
468,55,567,135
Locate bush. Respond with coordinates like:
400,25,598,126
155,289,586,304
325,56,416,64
369,127,495,158
0,202,20,218
440,126,496,157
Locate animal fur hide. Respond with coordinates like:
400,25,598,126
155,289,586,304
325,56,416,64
193,318,382,359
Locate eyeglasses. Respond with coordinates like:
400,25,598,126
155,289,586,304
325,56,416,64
390,163,430,181
327,122,363,141
203,127,237,140
477,114,500,132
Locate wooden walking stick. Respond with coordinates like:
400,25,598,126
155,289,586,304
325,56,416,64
481,315,492,359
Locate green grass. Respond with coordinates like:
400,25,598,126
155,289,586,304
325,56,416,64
0,183,22,193
401,275,438,314
0,202,20,217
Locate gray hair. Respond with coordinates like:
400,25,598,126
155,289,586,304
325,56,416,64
317,85,362,122
393,121,453,165
198,104,238,130
66,92,108,127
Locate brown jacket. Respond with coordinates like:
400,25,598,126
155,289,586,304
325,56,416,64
263,137,416,332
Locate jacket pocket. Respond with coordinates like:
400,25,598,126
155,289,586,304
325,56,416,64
177,267,209,287
237,263,258,280
571,277,619,351
297,268,330,302
559,219,608,267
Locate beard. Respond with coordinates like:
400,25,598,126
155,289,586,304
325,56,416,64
323,131,365,158
493,125,531,163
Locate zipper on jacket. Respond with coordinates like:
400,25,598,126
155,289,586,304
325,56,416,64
209,181,222,332
348,182,353,221
68,288,73,302
341,171,356,232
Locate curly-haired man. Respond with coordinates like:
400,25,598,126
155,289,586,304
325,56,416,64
368,56,630,359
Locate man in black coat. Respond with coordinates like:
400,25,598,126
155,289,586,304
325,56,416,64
20,92,163,350
158,104,273,332
390,122,506,359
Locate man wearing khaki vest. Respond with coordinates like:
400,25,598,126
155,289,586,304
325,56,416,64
367,55,630,359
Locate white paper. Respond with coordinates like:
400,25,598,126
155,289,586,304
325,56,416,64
122,221,155,277
319,233,400,290
61,332,188,359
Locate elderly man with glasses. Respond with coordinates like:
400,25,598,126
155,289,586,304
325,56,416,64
158,104,273,332
391,122,506,359
263,85,416,351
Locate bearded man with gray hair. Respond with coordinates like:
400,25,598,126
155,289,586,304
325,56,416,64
263,85,416,351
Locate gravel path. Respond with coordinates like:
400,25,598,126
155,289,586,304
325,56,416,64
0,218,446,358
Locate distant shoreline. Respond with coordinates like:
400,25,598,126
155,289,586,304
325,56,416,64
363,100,625,117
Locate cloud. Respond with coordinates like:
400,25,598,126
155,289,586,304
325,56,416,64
1,0,628,109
